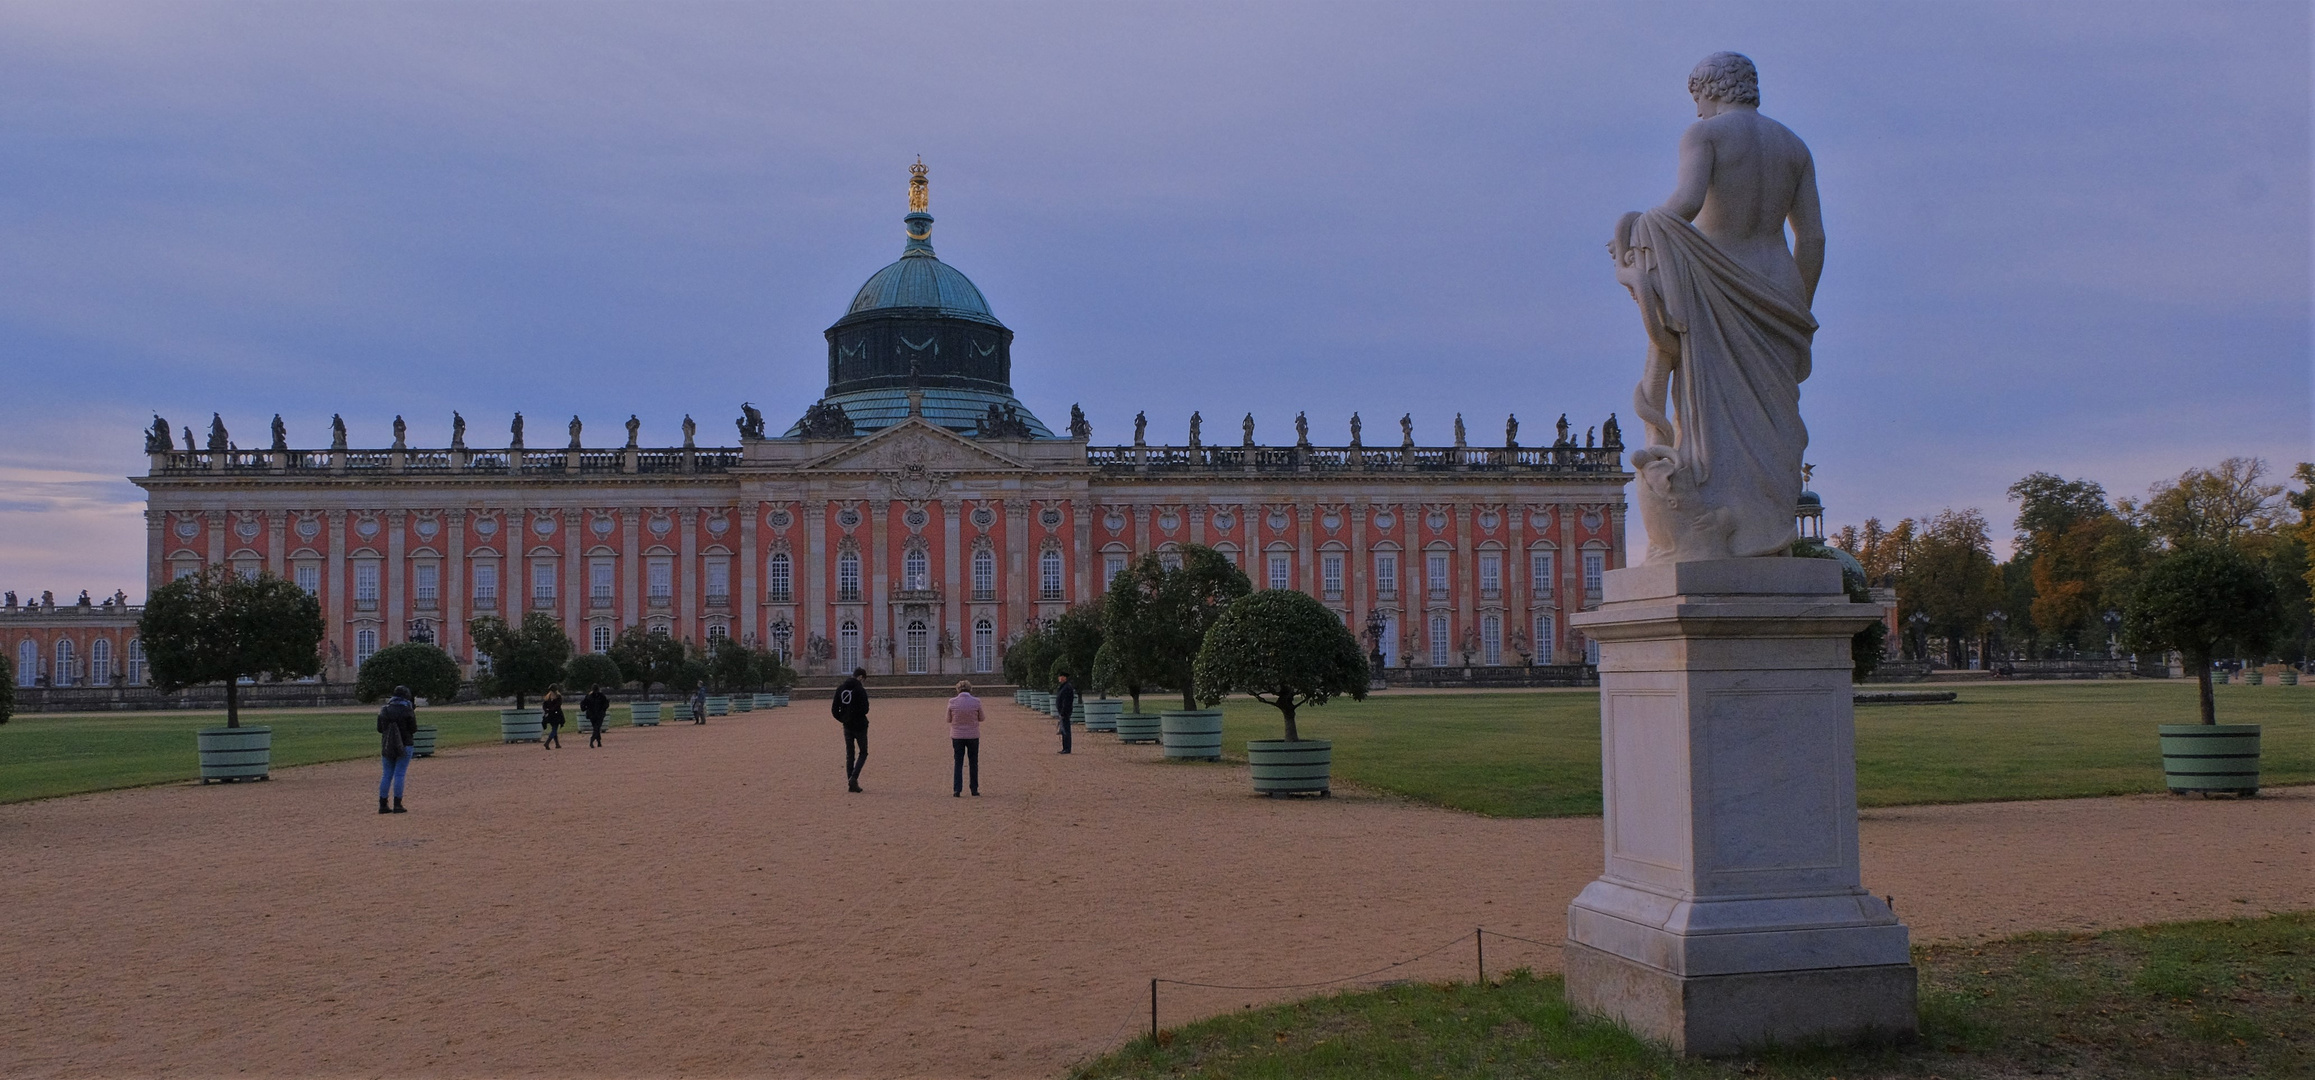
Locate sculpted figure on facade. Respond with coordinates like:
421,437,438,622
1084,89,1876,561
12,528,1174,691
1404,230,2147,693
182,426,196,452
1556,413,1571,445
1294,411,1310,447
1452,413,1466,448
737,403,766,440
567,415,583,448
450,411,466,450
393,415,408,450
1506,413,1519,448
330,414,348,451
1348,412,1361,447
626,414,642,447
207,414,229,452
510,412,525,448
681,414,697,447
146,415,172,454
1242,413,1255,446
1611,51,1822,562
1400,413,1413,447
1602,413,1622,448
270,415,288,452
1132,411,1147,445
1067,403,1090,440
1188,410,1202,447
797,401,855,439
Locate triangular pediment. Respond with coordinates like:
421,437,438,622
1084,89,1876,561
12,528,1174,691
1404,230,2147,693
799,418,1031,474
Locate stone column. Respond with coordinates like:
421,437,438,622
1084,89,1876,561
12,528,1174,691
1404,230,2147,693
868,501,890,674
1564,558,1914,1055
562,507,583,638
445,514,465,662
266,511,286,579
740,500,760,646
1454,505,1475,655
326,511,347,678
805,500,828,663
206,510,226,567
1509,504,1527,656
1349,504,1369,633
144,509,163,599
386,511,407,644
943,496,963,674
621,508,641,629
678,508,699,643
1005,502,1029,633
1296,504,1315,595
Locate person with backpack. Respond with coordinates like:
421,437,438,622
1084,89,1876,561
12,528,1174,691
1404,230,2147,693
377,685,416,814
832,667,869,792
540,685,566,749
581,684,611,748
1052,671,1076,755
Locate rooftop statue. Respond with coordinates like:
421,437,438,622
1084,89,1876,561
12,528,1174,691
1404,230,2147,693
510,412,525,447
1602,413,1622,448
1133,411,1147,445
1453,413,1466,448
146,415,172,454
451,411,467,450
1400,413,1413,447
331,414,348,450
626,414,642,447
270,415,287,452
1613,51,1821,562
798,401,856,439
737,403,765,440
207,414,229,452
1067,404,1090,440
681,415,697,447
568,415,583,448
182,426,196,453
1294,411,1310,447
1556,413,1571,445
1349,412,1362,447
1188,410,1202,447
1506,413,1519,448
393,415,408,451
1242,413,1255,446
976,403,1033,439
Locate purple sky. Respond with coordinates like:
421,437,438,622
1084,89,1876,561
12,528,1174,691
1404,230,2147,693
0,2,2307,600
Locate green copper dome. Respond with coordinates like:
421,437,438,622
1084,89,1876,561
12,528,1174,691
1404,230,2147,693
846,222,1000,323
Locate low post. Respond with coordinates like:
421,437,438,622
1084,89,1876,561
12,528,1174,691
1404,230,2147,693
1564,558,1915,1055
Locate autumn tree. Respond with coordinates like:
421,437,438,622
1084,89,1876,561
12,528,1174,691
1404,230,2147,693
1896,509,2002,667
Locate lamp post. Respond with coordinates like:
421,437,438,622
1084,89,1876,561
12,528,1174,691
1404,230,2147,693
2103,609,2122,660
1907,610,1930,663
1986,610,2005,670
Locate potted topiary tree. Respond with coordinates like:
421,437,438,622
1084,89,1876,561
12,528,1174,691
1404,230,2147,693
705,637,755,713
610,625,685,724
139,566,323,782
2124,543,2288,796
1049,601,1104,727
1194,588,1370,795
468,612,571,742
666,656,708,721
565,652,626,727
1111,546,1250,758
751,647,796,708
357,641,462,756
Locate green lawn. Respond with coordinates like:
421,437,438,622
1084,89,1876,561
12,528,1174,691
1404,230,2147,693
1196,682,2314,817
0,706,516,804
1071,912,2315,1080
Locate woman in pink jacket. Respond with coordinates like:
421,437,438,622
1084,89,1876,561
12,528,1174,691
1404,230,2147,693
947,681,983,797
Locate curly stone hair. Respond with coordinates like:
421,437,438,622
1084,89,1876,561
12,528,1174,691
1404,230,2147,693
1688,52,1759,106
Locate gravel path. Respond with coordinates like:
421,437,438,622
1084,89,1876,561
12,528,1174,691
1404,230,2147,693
4,696,2307,1078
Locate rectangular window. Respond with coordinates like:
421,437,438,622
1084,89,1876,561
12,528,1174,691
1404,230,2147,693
472,563,498,605
837,554,862,602
973,621,995,673
1040,550,1064,599
1268,554,1290,591
590,560,615,607
591,624,613,653
126,639,144,686
1321,553,1343,597
1429,614,1450,667
1582,551,1605,597
1375,552,1398,598
354,628,378,668
648,558,672,604
354,561,379,606
838,624,860,671
1479,552,1501,595
1586,637,1601,666
1482,614,1502,666
1103,554,1126,590
172,562,200,581
1535,613,1556,664
532,562,556,604
295,563,319,595
414,564,439,605
1531,551,1555,598
1380,614,1398,667
234,560,260,581
767,553,792,603
972,551,995,601
706,560,730,606
1426,553,1449,598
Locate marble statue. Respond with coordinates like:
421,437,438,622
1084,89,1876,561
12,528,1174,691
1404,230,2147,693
393,415,408,450
1505,413,1519,448
681,414,696,447
737,403,765,440
1612,51,1821,563
1067,404,1090,440
1556,413,1571,445
207,414,229,452
1452,413,1466,448
1293,411,1309,446
1400,413,1413,447
330,414,348,450
1586,426,1596,448
451,412,467,450
146,415,172,454
626,414,642,447
1602,413,1622,447
1348,412,1361,446
1133,411,1147,445
1188,410,1202,446
567,415,583,448
510,412,525,446
1242,413,1254,446
182,426,196,452
270,415,287,451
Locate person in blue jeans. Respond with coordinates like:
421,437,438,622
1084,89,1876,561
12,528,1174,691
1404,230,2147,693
377,685,416,814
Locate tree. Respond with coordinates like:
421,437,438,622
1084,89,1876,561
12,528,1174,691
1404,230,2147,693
1134,545,1252,709
751,647,797,691
356,641,462,704
2143,457,2290,549
467,612,571,709
2006,472,2112,558
0,654,13,724
664,656,708,695
565,652,626,694
1793,542,1889,681
2123,544,2287,725
1896,509,2001,667
608,625,686,698
139,567,323,728
706,637,758,693
1047,600,1104,686
1193,590,1369,743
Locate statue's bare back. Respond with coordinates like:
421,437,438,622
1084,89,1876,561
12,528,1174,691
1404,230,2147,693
1664,103,1823,306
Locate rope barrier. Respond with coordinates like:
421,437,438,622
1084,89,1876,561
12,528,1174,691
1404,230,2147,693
1143,927,1570,1042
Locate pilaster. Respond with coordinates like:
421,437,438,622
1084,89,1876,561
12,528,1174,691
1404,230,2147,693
740,500,760,646
386,510,407,644
869,501,890,674
678,508,699,643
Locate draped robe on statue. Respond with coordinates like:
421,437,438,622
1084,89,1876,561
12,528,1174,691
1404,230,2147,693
1617,206,1816,562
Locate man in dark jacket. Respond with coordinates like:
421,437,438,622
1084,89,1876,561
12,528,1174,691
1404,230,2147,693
833,667,870,792
377,685,417,814
1052,672,1076,754
581,685,611,748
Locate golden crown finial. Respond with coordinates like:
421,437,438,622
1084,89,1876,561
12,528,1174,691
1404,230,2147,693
908,157,928,213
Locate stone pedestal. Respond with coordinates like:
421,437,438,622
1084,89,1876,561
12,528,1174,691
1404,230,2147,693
1565,558,1916,1055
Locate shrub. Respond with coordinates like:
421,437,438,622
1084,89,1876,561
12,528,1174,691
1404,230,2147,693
139,567,323,727
565,652,626,694
356,641,462,704
1194,589,1369,742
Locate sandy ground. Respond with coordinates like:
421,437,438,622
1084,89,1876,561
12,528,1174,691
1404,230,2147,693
4,697,2309,1080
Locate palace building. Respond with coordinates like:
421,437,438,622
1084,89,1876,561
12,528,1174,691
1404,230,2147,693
119,164,1631,686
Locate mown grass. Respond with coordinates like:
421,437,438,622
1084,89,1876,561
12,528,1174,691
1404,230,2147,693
0,705,515,803
1195,682,2314,817
1070,912,2314,1080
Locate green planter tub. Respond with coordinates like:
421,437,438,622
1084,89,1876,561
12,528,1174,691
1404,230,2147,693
1032,691,1053,714
410,725,439,758
1248,738,1333,796
1115,713,1162,744
670,702,695,722
2159,724,2260,795
196,726,272,783
705,695,731,717
1160,709,1225,761
1083,699,1123,733
768,692,790,707
630,702,662,726
732,697,755,713
499,708,544,743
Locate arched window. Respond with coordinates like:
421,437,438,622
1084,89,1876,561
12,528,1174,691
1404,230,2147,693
90,638,112,686
54,638,74,687
1428,615,1450,668
591,625,613,653
767,552,792,603
1481,614,1502,666
1534,613,1557,664
355,628,379,668
14,640,33,686
903,547,929,591
904,620,929,674
707,623,729,643
1039,549,1064,600
972,619,995,673
837,552,862,602
126,638,145,685
838,620,860,672
972,549,996,600
1379,613,1399,668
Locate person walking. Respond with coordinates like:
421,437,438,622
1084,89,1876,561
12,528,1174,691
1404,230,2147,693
947,680,983,797
691,681,708,725
833,667,869,792
377,685,416,814
540,685,566,749
1052,671,1076,754
581,684,611,748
